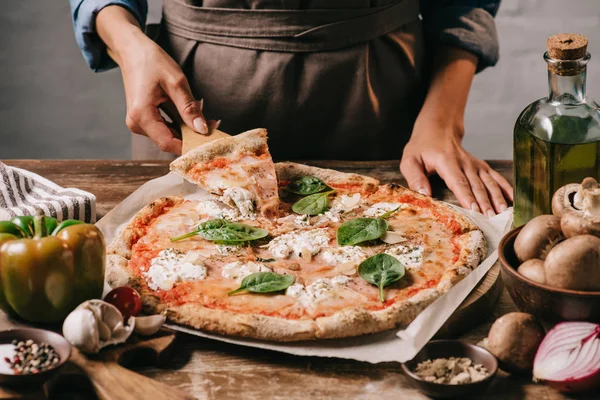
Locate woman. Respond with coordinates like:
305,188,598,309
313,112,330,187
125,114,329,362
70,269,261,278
69,0,511,216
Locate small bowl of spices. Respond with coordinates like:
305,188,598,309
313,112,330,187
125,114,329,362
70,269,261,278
401,340,498,398
0,328,71,387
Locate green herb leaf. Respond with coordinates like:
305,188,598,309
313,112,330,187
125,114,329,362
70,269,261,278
171,218,268,243
227,272,295,296
379,206,400,220
285,176,332,195
336,218,388,246
292,191,334,216
256,257,276,263
335,206,400,246
358,254,405,302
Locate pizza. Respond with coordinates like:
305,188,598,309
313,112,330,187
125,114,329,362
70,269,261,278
106,130,486,341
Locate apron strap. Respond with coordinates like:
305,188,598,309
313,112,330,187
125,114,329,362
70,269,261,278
162,0,420,52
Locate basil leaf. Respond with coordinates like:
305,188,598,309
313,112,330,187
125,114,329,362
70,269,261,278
227,272,295,296
285,176,332,195
336,218,388,246
256,257,276,263
171,218,268,243
358,254,405,302
292,191,334,216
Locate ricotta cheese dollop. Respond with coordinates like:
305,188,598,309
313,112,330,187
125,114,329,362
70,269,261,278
267,228,330,259
385,244,425,269
220,187,256,219
221,261,272,282
145,248,208,291
285,276,351,308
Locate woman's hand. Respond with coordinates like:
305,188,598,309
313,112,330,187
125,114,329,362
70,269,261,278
400,46,513,216
96,6,208,155
400,119,512,216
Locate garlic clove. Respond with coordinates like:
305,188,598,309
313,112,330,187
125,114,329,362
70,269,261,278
63,307,101,354
133,314,166,336
96,318,112,341
381,231,407,244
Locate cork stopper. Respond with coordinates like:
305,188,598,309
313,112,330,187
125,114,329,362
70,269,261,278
547,33,588,60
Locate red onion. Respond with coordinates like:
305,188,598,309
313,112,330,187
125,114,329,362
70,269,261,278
533,322,600,393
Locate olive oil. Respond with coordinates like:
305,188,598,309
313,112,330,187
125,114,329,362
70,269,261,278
513,117,600,227
513,34,600,227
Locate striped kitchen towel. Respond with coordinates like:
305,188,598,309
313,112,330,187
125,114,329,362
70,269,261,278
0,161,96,223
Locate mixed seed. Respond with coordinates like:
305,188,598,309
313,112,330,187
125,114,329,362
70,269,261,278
5,339,60,375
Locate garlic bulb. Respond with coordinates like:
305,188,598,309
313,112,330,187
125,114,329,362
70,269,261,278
62,300,134,354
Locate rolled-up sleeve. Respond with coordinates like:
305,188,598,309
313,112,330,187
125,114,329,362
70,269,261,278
420,0,501,72
69,0,148,72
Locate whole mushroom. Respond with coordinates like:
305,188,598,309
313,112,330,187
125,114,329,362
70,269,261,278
517,259,546,285
543,235,600,291
486,312,545,372
514,215,564,262
552,177,600,238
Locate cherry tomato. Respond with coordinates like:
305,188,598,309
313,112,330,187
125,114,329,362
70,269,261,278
104,287,142,319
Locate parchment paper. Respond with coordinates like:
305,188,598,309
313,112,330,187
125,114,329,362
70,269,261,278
97,172,512,364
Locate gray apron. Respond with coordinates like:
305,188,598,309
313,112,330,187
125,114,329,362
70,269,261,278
133,0,425,160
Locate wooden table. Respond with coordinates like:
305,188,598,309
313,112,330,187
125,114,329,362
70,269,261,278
0,160,586,400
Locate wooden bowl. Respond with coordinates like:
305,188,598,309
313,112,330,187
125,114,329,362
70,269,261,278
401,340,497,399
499,226,600,323
0,328,71,387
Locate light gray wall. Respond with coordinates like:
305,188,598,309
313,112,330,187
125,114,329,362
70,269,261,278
0,0,598,160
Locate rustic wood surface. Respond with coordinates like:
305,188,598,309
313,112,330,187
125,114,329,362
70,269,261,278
0,159,587,400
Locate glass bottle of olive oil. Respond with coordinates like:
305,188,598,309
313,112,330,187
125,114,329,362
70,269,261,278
513,34,600,227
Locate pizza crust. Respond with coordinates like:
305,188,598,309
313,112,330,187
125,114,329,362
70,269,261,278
275,162,380,193
169,128,268,177
106,167,488,342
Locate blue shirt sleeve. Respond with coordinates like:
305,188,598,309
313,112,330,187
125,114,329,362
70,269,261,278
420,0,501,72
69,0,148,72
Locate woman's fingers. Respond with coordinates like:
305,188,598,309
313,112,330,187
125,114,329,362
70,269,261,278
464,165,495,217
162,73,208,135
399,155,432,196
435,158,480,212
127,105,182,155
479,169,508,214
489,168,514,202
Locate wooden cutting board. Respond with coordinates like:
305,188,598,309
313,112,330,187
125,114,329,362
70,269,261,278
0,331,194,400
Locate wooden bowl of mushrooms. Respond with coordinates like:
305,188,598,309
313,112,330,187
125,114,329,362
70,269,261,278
499,177,600,324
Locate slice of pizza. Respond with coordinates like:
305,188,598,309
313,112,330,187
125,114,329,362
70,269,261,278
170,129,279,218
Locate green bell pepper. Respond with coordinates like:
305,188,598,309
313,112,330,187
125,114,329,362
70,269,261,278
0,214,105,323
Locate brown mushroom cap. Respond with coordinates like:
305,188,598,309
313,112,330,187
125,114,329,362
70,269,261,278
552,183,581,217
517,259,546,284
487,312,545,372
553,178,600,238
514,215,564,262
544,235,600,290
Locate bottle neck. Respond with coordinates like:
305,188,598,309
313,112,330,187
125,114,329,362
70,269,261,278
548,69,586,104
545,51,590,104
